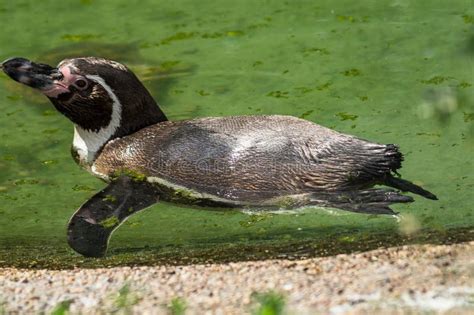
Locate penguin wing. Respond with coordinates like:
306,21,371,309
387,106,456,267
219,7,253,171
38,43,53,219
67,175,160,257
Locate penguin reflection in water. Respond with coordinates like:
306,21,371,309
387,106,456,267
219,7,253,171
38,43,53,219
1,57,437,257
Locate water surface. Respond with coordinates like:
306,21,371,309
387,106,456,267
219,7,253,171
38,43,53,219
0,0,473,268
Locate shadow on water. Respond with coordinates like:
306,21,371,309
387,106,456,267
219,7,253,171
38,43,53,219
2,41,195,113
465,31,474,56
37,41,196,106
0,225,472,269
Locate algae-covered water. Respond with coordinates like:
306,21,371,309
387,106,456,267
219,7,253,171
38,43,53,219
0,0,473,268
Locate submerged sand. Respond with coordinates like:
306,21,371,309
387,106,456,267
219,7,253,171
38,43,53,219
0,241,473,314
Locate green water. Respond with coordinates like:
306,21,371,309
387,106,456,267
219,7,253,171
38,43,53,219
0,0,473,268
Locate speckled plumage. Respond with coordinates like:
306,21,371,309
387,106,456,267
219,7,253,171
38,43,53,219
93,115,401,204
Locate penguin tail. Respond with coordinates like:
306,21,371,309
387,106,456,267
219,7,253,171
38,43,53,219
384,176,438,200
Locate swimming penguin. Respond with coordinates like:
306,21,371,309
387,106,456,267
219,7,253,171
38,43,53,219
1,57,437,257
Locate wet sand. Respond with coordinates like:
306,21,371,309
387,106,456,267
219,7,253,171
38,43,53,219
1,241,473,314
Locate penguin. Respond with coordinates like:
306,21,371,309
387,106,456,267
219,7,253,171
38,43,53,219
1,57,437,257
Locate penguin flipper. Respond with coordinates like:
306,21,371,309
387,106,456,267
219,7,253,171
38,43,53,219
67,175,160,257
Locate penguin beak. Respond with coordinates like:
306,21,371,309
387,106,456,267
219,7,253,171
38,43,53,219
1,57,68,97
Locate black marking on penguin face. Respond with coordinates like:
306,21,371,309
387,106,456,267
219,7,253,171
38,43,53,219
49,77,114,132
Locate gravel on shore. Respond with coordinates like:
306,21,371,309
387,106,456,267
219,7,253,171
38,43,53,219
1,241,473,315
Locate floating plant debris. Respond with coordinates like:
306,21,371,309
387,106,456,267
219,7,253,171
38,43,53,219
14,179,40,186
197,90,210,96
299,110,314,119
267,91,289,98
72,184,96,192
462,14,474,24
420,76,453,85
303,47,330,55
335,112,358,121
160,32,197,45
61,33,102,42
458,81,472,88
463,112,474,122
6,95,22,101
342,69,361,77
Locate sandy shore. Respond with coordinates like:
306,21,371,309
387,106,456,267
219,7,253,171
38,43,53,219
1,241,473,314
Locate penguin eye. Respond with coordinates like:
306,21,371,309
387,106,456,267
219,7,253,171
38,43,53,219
73,78,88,90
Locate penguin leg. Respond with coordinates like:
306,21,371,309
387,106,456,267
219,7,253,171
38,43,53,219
67,175,160,257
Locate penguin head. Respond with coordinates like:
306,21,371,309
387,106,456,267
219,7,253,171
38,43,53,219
2,57,167,135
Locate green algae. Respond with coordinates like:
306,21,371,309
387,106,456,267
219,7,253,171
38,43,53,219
171,188,197,201
201,32,224,39
61,33,102,42
294,87,313,94
416,132,441,137
160,60,181,70
0,226,470,270
112,169,147,182
316,82,332,91
42,110,57,116
160,32,197,45
336,15,368,23
342,69,361,77
335,112,358,121
295,83,333,94
163,185,230,208
267,91,289,98
13,179,39,186
303,47,330,55
0,0,473,269
1,155,15,161
6,95,22,101
201,30,245,38
154,29,247,46
42,160,58,166
338,235,357,243
42,128,60,134
226,30,245,37
197,90,210,96
299,110,314,119
72,184,96,192
421,76,453,85
462,14,474,24
464,112,474,123
5,109,23,116
103,194,117,203
99,216,120,228
239,214,273,228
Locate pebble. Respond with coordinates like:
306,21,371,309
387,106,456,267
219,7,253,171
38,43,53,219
0,242,473,314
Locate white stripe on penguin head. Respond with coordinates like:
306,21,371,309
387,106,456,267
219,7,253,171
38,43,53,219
73,75,122,164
